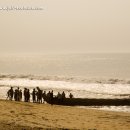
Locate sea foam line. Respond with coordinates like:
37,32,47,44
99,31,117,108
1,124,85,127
0,78,130,95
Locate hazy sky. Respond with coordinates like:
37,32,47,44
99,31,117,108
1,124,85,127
0,0,130,54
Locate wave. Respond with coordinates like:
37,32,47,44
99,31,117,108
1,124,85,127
0,74,130,84
0,76,130,96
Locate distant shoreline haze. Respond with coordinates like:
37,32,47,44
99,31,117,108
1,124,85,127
0,53,130,79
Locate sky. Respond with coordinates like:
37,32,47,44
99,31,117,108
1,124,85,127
0,0,130,54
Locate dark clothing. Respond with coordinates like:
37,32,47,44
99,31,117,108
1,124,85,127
26,90,30,102
24,89,28,102
16,89,20,101
32,90,36,103
37,89,42,103
62,91,65,102
50,91,53,105
14,90,17,101
20,91,22,101
7,88,14,100
42,92,46,102
69,93,73,98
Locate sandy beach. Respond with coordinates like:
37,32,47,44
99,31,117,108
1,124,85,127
0,100,130,130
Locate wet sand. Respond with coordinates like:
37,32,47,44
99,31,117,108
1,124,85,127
0,100,130,130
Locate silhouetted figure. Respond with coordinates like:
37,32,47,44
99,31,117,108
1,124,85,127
69,93,73,98
32,88,36,103
62,91,66,102
7,87,14,100
27,89,30,102
16,87,20,101
40,90,43,103
24,88,27,102
42,91,46,103
47,91,51,103
14,89,17,101
57,92,62,103
36,87,39,102
14,87,20,101
19,90,22,101
36,87,42,103
50,90,53,105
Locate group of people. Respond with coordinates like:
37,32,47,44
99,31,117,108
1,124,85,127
7,87,73,105
7,87,22,101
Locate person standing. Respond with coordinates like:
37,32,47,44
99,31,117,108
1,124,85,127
24,88,27,102
50,90,53,105
62,91,66,102
32,88,36,103
7,87,14,100
16,87,20,101
19,90,22,101
27,89,30,102
69,93,73,98
42,91,46,103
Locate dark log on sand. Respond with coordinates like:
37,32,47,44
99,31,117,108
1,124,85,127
48,98,130,106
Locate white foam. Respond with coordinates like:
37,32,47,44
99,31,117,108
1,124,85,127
0,78,130,98
79,106,130,113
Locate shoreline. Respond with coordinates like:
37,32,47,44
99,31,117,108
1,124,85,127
0,99,130,130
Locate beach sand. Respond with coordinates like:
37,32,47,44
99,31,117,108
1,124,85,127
0,100,130,130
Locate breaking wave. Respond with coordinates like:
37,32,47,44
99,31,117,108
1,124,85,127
0,74,130,84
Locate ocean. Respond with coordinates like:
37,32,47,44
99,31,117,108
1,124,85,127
0,53,130,112
0,53,130,79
